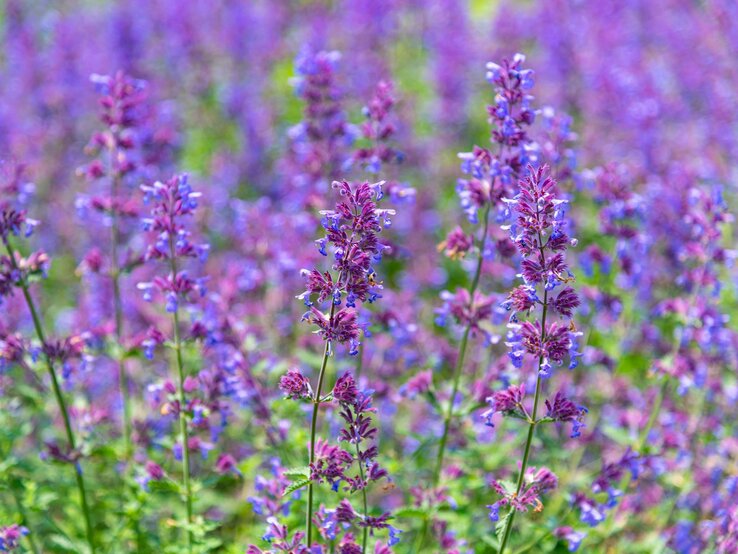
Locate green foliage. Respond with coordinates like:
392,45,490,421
282,478,311,497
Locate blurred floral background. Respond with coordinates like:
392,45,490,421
0,1,736,553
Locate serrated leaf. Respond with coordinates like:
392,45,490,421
148,479,181,494
282,478,311,497
47,534,79,553
495,511,512,542
199,537,224,553
498,480,518,495
282,466,310,479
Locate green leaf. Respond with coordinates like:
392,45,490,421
282,478,311,497
495,511,512,543
199,537,225,553
148,479,181,494
47,535,79,553
601,423,635,447
498,480,518,495
282,466,311,479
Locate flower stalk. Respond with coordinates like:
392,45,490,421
306,308,335,546
485,165,584,553
2,236,96,554
434,201,492,485
497,291,548,554
168,211,194,553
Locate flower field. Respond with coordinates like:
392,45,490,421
0,1,736,553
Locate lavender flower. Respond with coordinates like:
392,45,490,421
77,71,148,456
432,54,541,509
456,54,537,224
0,525,28,552
287,179,396,548
334,380,396,551
139,173,210,550
482,383,526,427
544,391,588,438
488,466,559,521
353,80,401,174
283,51,354,208
436,289,495,341
279,369,312,400
494,164,584,553
553,526,586,552
298,180,394,356
79,71,146,184
333,372,359,404
437,226,474,260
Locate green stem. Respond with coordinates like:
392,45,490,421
498,230,550,554
306,225,358,545
307,301,337,546
433,325,470,485
434,202,492,486
498,314,547,553
108,157,133,459
3,238,96,553
173,309,193,552
497,378,541,554
168,239,193,553
356,442,369,554
307,337,332,545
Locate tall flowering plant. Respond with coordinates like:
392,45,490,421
353,80,414,206
488,165,585,553
0,195,96,553
434,53,536,486
78,71,147,457
283,51,354,208
582,179,735,550
265,371,398,553
282,179,395,548
137,174,209,552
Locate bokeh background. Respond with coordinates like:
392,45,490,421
0,1,737,553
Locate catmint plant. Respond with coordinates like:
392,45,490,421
0,196,97,553
588,180,734,548
78,71,147,458
138,174,209,552
283,179,395,548
282,51,354,209
333,373,395,551
490,164,585,553
353,79,414,207
434,53,536,487
2,3,738,553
